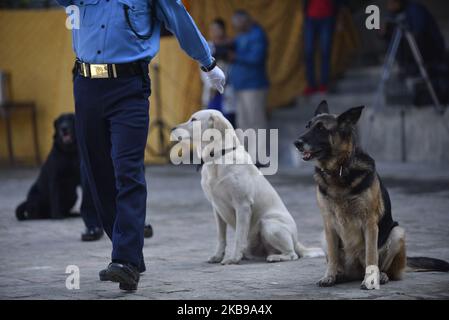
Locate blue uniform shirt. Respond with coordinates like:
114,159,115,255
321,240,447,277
229,24,269,91
57,0,213,66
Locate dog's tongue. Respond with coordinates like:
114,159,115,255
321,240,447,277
62,135,72,143
302,151,312,161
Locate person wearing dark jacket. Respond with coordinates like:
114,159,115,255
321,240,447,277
228,10,269,164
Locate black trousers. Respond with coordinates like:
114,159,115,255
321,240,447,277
74,64,150,271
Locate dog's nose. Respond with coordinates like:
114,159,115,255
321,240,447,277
294,139,304,151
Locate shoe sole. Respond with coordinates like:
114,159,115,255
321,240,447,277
100,270,144,281
81,236,102,242
119,282,137,291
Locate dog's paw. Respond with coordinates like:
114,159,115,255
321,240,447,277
317,275,336,287
360,281,379,290
221,257,241,265
380,272,389,285
266,253,298,262
266,255,282,263
360,265,380,290
207,255,224,264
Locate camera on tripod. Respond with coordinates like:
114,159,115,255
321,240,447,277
209,42,236,63
375,12,446,113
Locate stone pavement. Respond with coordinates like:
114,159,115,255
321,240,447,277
0,163,448,300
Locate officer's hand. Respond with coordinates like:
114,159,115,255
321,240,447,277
203,66,226,94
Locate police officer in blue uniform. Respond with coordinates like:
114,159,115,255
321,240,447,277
57,0,225,291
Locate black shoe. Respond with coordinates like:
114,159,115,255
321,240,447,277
81,227,104,241
144,224,153,238
99,263,112,281
101,262,140,291
99,262,145,281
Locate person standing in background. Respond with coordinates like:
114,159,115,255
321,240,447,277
228,10,269,164
303,0,341,95
202,18,236,127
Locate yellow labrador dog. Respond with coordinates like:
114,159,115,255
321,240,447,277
173,110,323,265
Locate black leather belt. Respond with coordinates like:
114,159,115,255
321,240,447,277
75,60,147,79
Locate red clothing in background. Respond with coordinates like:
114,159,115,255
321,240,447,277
307,0,335,19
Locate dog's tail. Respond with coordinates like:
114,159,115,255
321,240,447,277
295,241,325,258
406,257,449,272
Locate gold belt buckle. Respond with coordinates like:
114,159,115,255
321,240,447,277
89,64,109,78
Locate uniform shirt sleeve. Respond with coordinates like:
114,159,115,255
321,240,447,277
156,0,213,67
55,0,73,6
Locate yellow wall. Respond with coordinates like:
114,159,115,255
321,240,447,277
0,9,202,165
0,10,75,164
0,3,357,165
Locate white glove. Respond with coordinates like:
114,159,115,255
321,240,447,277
203,65,226,94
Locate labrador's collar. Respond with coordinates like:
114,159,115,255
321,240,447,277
196,146,237,172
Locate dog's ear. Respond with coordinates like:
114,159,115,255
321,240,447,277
209,113,229,134
314,100,329,116
208,113,239,149
53,117,60,141
53,117,60,130
337,106,364,128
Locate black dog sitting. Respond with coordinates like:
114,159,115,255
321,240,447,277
16,112,154,242
16,113,80,220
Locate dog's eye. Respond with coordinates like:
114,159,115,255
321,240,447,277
315,123,326,131
191,117,197,122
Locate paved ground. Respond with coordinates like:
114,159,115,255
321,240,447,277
0,163,448,300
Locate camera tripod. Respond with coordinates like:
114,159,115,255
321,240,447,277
373,15,445,114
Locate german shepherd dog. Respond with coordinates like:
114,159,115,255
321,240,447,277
294,100,449,289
